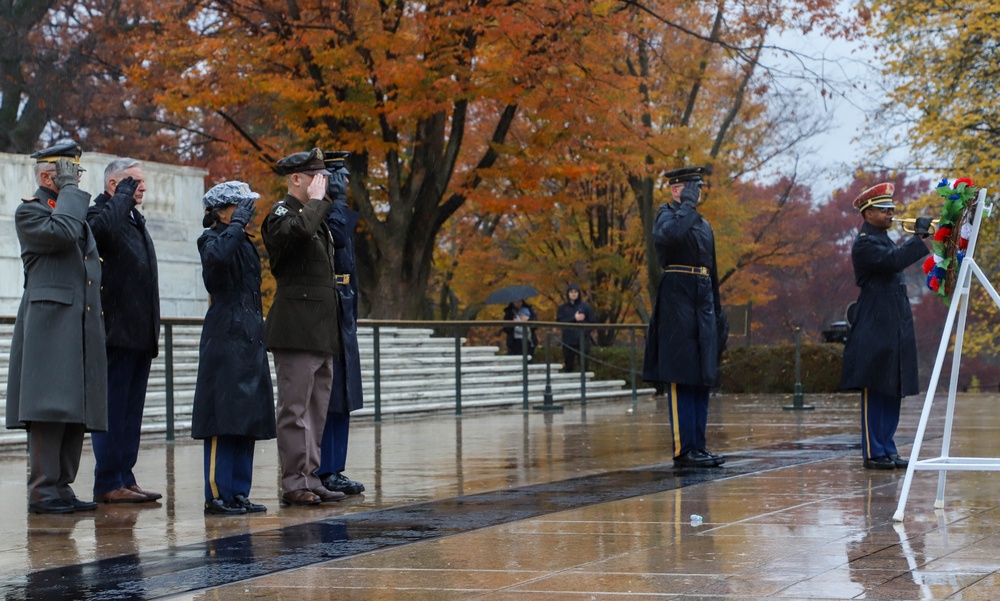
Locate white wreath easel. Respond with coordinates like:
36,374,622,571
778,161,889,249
894,188,999,521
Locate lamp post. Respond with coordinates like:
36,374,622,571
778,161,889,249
784,327,814,411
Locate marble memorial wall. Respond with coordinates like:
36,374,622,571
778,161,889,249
0,151,210,317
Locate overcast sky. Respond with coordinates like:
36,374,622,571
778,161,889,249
759,20,917,203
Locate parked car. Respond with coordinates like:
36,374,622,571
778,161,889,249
822,321,850,344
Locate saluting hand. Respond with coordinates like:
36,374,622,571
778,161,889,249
114,176,139,198
326,172,348,203
679,181,701,207
52,158,80,190
307,174,328,201
231,196,256,229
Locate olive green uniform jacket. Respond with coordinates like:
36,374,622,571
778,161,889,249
261,194,341,355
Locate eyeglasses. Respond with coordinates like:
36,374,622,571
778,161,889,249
873,206,894,214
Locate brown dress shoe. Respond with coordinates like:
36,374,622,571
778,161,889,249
95,487,152,504
311,488,346,503
280,490,322,506
127,485,163,501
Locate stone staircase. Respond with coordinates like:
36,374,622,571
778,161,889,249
0,322,652,448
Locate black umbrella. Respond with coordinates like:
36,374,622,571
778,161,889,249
485,285,539,305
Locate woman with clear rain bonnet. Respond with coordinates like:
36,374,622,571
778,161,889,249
191,181,277,515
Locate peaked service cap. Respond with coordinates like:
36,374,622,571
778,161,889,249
275,148,333,176
853,182,895,212
664,164,712,185
30,140,83,165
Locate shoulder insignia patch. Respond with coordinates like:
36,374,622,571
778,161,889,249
275,206,289,216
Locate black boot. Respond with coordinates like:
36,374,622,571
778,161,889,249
204,498,247,515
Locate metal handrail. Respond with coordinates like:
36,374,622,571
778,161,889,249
1,316,648,437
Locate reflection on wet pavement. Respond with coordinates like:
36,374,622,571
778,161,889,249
2,393,1000,600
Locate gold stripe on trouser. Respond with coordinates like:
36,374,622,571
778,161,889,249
208,436,220,499
862,389,872,458
670,383,681,456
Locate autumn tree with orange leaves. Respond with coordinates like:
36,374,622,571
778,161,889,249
434,0,847,331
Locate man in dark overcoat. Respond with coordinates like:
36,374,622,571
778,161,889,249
6,141,108,514
841,182,931,470
262,148,345,506
642,165,729,468
317,153,365,496
86,157,162,504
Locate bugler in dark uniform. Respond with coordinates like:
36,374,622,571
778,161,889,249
317,151,365,496
643,165,729,468
840,182,931,470
262,148,346,506
192,181,276,515
6,141,108,514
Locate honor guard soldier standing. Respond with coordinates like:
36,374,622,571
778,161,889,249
643,165,729,468
317,152,365,496
841,183,931,470
6,141,108,514
193,181,277,515
262,148,346,506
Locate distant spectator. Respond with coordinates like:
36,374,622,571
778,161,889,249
556,284,596,372
503,299,538,358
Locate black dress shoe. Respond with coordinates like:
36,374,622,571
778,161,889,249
68,497,98,511
231,495,267,513
204,498,247,515
700,449,726,467
322,473,365,495
888,454,909,468
864,456,896,470
29,499,75,514
673,450,718,468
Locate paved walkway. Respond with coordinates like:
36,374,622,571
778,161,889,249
2,392,1000,600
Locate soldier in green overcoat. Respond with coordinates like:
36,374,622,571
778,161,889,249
5,142,108,514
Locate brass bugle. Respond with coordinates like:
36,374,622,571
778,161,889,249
895,217,939,234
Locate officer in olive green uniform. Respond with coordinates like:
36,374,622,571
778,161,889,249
262,148,345,506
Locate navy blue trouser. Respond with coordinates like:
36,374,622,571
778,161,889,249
92,348,152,496
318,413,350,477
862,388,901,460
666,383,710,457
204,435,256,502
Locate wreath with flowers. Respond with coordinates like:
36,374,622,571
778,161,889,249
921,177,977,301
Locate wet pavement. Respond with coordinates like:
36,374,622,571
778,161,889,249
2,392,1000,600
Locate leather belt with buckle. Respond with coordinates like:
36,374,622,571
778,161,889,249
662,264,709,276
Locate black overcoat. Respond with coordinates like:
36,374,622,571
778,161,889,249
191,223,276,440
556,284,596,348
86,191,160,356
642,201,728,387
6,186,108,431
327,200,363,413
840,222,929,397
261,194,342,355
